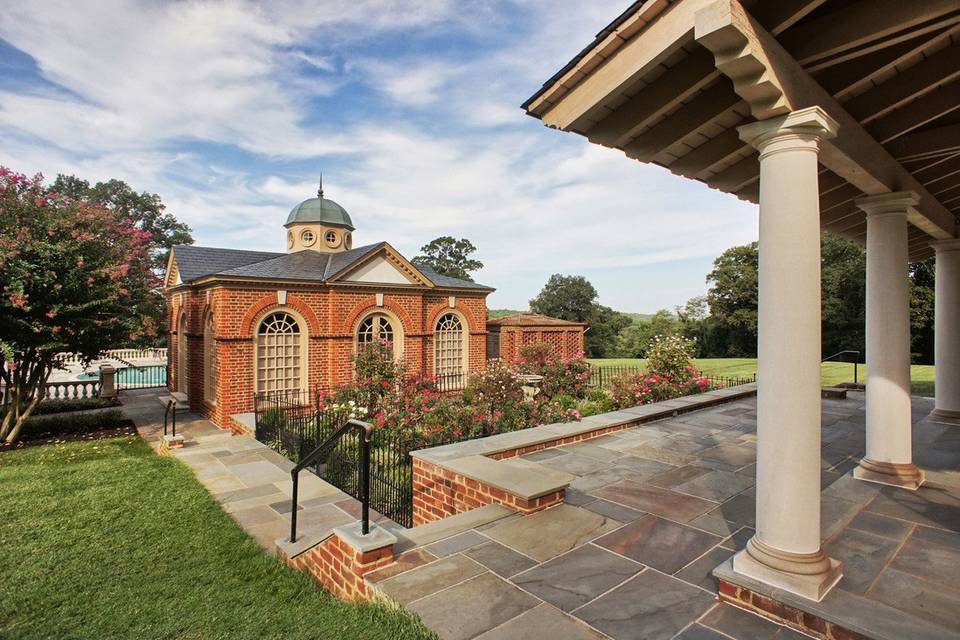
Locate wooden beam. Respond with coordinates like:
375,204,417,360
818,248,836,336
748,0,828,34
587,49,719,147
779,0,960,70
866,78,960,143
820,184,862,214
916,154,960,187
695,0,956,238
536,0,715,130
667,127,747,177
706,153,759,192
887,122,960,161
932,182,960,199
622,81,741,160
818,170,847,195
844,42,960,124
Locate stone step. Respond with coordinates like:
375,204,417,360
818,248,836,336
821,387,848,399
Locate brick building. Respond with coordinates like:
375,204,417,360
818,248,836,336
163,186,493,428
486,313,586,362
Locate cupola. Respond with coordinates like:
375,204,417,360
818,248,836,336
285,180,355,253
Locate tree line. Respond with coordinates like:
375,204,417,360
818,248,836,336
525,233,936,364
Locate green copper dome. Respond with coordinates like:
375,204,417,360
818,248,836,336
285,187,355,230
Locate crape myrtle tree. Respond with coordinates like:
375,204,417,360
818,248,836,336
412,236,483,282
50,175,193,341
0,168,158,443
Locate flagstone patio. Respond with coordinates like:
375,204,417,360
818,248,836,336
366,393,960,640
122,389,959,640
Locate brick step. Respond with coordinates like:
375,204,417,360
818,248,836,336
821,387,848,399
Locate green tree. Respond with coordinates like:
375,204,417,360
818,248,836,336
614,309,679,358
49,175,193,271
821,232,866,357
705,242,759,356
0,168,158,443
529,274,597,322
910,257,935,363
412,236,483,281
529,274,630,357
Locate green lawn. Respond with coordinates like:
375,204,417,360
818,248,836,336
0,435,435,640
590,358,935,397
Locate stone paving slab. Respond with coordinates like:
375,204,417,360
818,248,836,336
483,504,619,562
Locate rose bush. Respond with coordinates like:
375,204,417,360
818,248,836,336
608,334,711,409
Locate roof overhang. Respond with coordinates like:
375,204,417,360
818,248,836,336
525,0,960,260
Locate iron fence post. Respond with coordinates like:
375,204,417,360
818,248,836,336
360,430,371,535
289,469,299,543
854,361,858,385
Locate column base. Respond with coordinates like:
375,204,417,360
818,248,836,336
927,407,960,426
732,538,842,602
854,458,924,491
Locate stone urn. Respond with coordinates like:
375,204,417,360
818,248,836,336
517,374,544,402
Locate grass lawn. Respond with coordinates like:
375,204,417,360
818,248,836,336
0,435,435,640
590,358,936,397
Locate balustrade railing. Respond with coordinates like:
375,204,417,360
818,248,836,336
56,348,167,365
44,380,101,400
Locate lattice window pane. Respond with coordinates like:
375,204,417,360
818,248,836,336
256,312,303,394
434,313,465,377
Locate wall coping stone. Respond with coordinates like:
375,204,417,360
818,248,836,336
411,383,757,466
440,455,575,501
334,522,397,553
276,529,335,558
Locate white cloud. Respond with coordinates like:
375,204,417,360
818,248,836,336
0,0,761,312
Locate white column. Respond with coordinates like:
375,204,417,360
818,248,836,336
854,192,924,490
732,107,842,602
930,239,960,425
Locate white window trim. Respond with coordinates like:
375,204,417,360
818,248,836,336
354,310,404,361
203,310,217,405
253,308,309,395
433,310,469,379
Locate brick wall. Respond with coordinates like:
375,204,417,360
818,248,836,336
411,457,564,526
166,283,489,427
279,533,395,601
495,326,585,362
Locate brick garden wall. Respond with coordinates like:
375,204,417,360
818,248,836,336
495,326,585,362
279,533,395,601
411,457,564,526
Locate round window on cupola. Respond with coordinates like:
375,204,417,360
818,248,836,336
344,232,352,249
325,230,340,248
301,229,316,246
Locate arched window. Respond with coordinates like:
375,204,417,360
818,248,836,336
203,311,216,403
177,311,188,395
434,313,467,379
255,311,305,394
357,313,395,348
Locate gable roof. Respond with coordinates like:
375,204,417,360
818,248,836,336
486,313,587,328
171,245,284,282
168,243,493,291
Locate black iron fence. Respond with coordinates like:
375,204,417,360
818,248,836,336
588,366,755,390
254,389,415,527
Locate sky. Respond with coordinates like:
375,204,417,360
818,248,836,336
0,0,760,313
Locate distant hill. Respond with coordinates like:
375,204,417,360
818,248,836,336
488,309,664,323
487,308,525,319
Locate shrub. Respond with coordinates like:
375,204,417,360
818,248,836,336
517,347,591,399
15,409,130,441
1,396,118,419
466,360,524,407
646,334,697,379
351,338,404,406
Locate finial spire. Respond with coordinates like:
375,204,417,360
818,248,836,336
317,173,324,198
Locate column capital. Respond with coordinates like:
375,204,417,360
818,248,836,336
930,238,960,254
737,106,839,155
855,191,919,218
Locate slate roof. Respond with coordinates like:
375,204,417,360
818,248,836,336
170,243,493,290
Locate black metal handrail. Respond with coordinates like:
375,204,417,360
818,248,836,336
163,399,176,438
289,419,373,543
822,350,861,385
